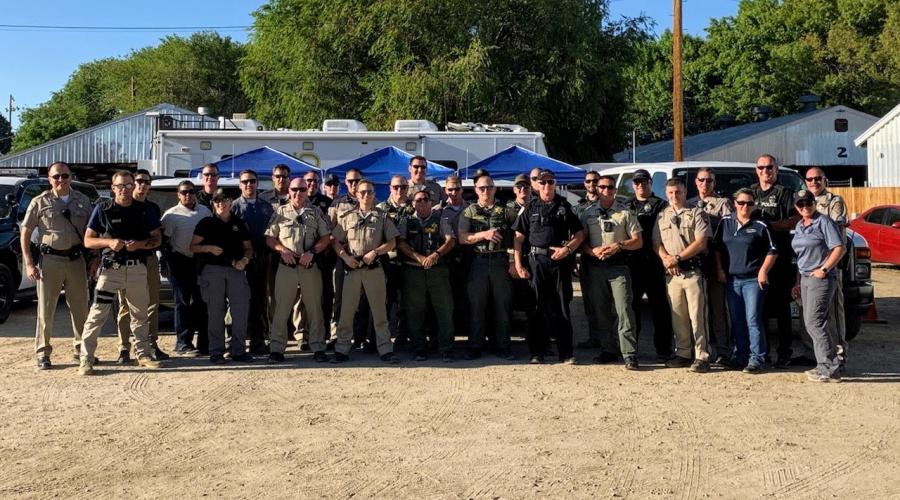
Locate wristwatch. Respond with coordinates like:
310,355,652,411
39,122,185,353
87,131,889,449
820,266,829,273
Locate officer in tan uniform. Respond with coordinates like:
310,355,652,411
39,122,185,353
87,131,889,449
265,178,332,363
80,170,163,375
653,178,712,373
330,179,401,364
407,155,443,205
21,161,93,370
687,167,733,365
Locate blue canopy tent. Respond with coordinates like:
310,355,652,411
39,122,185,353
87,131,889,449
326,146,455,200
456,146,585,184
189,146,319,178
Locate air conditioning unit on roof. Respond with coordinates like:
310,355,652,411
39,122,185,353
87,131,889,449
394,120,439,132
322,119,368,132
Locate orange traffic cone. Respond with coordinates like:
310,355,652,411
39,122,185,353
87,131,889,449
862,302,886,323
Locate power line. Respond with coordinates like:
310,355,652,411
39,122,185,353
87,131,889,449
0,24,250,32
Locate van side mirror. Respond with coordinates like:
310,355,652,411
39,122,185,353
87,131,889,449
891,221,900,229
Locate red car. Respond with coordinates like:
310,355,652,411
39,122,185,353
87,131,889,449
850,205,900,265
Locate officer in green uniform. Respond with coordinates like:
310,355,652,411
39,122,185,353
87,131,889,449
80,170,163,375
21,161,93,370
397,189,456,361
574,170,608,350
330,179,401,364
458,172,515,360
377,175,415,344
579,174,643,368
265,178,332,363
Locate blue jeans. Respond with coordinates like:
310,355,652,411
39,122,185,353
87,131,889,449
168,253,208,351
726,277,768,367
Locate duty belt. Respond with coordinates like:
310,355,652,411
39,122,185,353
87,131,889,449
677,258,703,272
344,258,381,272
473,251,506,258
529,247,549,256
40,244,85,260
102,257,146,270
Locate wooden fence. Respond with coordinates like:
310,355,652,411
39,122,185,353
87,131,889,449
830,187,900,218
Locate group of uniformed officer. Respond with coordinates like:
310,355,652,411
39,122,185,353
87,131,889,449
25,152,848,373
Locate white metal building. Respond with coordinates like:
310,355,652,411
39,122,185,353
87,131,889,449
854,102,900,187
616,105,878,185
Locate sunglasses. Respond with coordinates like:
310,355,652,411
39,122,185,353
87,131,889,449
475,185,495,192
273,174,290,180
357,189,374,196
756,165,775,171
414,197,430,203
240,178,258,185
347,178,361,184
410,164,427,170
735,200,755,207
598,185,616,191
304,177,319,183
805,176,823,183
213,198,231,204
446,187,461,192
538,180,555,186
633,179,650,185
796,200,814,208
112,183,134,191
390,185,409,190
178,189,196,195
585,179,600,184
530,176,539,181
50,173,71,180
289,187,308,193
513,185,530,190
135,179,151,185
202,172,219,178
696,177,714,183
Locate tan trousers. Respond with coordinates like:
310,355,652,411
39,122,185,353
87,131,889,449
81,263,151,359
34,254,89,357
665,270,709,361
335,266,392,356
270,263,325,354
117,253,160,352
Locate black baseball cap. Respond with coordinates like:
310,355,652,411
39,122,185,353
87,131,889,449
324,174,340,186
793,189,815,205
633,169,651,182
211,187,231,201
537,169,555,180
473,168,491,182
513,174,530,187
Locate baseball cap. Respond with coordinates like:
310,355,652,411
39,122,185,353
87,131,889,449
211,187,231,201
793,189,815,204
513,174,530,187
324,174,340,186
473,168,491,182
537,169,555,180
632,169,651,182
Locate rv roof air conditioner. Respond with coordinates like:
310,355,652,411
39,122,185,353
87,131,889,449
322,119,368,132
394,120,439,132
446,122,528,133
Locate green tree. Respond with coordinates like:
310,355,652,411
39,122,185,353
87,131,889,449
241,0,649,163
0,114,12,154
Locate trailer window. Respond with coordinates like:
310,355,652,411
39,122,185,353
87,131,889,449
432,160,458,170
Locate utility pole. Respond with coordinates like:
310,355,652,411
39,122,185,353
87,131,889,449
6,95,16,128
131,77,136,107
672,0,684,161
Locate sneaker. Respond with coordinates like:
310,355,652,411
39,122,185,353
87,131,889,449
624,357,639,371
689,360,710,373
37,357,52,370
593,351,619,364
743,364,763,374
312,351,329,363
152,347,170,361
711,355,730,367
380,352,401,365
804,368,818,376
529,355,544,365
299,342,311,352
790,356,817,367
463,350,481,361
807,371,841,383
116,351,132,365
175,347,200,357
232,353,254,363
138,356,161,369
414,351,428,362
330,352,350,364
497,349,516,361
268,352,285,364
78,359,94,376
560,357,577,365
73,351,99,364
210,354,228,364
441,351,455,363
665,356,692,369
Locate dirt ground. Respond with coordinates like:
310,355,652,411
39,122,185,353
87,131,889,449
1,268,900,499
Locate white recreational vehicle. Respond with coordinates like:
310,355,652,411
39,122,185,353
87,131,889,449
147,115,548,176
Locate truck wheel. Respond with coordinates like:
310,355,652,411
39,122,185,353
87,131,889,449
0,263,14,324
844,308,861,341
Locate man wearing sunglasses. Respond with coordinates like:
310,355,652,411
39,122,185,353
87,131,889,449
579,174,642,369
327,168,365,348
687,167,733,365
376,175,415,346
161,180,212,356
623,169,673,363
653,178,713,373
80,170,163,375
506,174,542,356
22,161,93,370
438,175,470,341
322,174,341,200
116,169,169,364
231,169,276,355
261,163,292,207
513,169,585,364
266,178,332,363
196,163,220,209
750,154,800,368
574,170,609,351
407,155,443,205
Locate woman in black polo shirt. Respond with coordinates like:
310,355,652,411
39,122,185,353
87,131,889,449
190,189,254,364
714,188,778,373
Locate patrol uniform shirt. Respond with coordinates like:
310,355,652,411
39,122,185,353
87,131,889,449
624,195,668,256
408,179,444,205
438,201,467,239
377,198,414,227
332,207,400,257
792,213,843,276
652,206,712,260
264,204,331,254
231,196,275,250
687,195,732,232
713,216,777,279
260,189,290,208
750,182,795,251
87,200,161,260
196,190,215,210
328,194,359,227
459,203,513,253
580,200,641,264
512,195,583,249
814,190,848,226
193,215,251,267
308,193,334,216
22,190,92,251
398,210,452,262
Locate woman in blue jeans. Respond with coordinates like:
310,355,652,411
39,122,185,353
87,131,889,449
714,188,777,373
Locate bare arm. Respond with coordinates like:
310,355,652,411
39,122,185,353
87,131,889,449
20,224,40,281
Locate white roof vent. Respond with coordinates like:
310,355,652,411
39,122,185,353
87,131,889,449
322,119,368,132
491,123,528,133
394,119,439,132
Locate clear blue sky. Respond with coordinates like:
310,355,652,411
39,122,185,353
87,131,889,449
1,0,738,132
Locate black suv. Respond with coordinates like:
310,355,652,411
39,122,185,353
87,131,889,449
0,176,101,323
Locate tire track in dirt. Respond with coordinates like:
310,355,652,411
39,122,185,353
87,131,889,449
414,370,470,435
671,403,704,500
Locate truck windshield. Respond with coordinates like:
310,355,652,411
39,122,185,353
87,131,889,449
0,186,14,218
673,168,805,199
